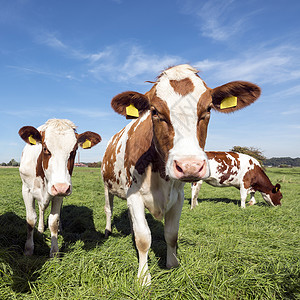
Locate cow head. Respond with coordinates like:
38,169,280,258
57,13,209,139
262,183,282,206
111,64,261,182
19,119,101,196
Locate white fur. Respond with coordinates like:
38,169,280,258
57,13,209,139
156,65,209,179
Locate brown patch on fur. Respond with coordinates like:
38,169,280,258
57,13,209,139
35,131,46,179
49,217,59,234
101,128,126,186
207,152,241,184
124,114,154,186
41,136,51,171
150,95,175,161
197,90,213,149
135,236,150,253
68,144,78,175
169,78,194,96
36,151,45,180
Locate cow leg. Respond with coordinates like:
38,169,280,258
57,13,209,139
191,181,202,209
23,185,37,256
249,192,256,206
37,200,50,233
127,194,151,286
164,189,184,269
37,203,45,233
48,196,63,257
104,185,114,238
240,188,248,208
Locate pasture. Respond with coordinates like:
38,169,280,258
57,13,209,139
0,167,299,299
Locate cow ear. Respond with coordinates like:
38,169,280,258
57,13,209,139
19,126,42,145
272,183,281,193
111,91,150,119
211,81,261,113
78,131,101,149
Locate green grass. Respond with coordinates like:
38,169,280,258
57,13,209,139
0,167,299,299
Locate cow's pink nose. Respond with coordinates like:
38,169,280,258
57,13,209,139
51,183,71,196
173,159,207,181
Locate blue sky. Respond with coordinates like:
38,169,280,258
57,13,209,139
1,0,300,163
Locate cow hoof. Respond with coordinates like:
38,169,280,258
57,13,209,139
138,273,151,286
104,229,111,238
50,249,60,258
24,248,34,256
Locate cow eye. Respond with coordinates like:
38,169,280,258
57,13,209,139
43,146,51,155
151,107,159,119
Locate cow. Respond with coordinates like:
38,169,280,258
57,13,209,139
101,64,261,285
191,151,282,209
19,119,101,257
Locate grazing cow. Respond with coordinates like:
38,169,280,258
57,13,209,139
101,64,261,285
191,151,282,209
19,119,101,257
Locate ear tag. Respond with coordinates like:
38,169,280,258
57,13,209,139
275,186,279,192
28,135,36,145
126,104,139,119
220,96,237,109
82,139,92,149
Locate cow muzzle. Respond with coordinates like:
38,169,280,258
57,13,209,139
173,159,208,182
51,183,72,197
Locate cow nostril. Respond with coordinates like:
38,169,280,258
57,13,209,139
66,185,71,195
175,161,184,173
198,163,204,172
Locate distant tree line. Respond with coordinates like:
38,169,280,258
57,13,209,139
263,157,300,167
1,159,20,167
230,146,300,167
1,153,299,169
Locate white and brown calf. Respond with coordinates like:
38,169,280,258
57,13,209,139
101,64,261,285
19,119,101,257
191,152,282,209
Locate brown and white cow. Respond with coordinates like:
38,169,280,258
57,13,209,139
101,64,261,285
191,151,282,209
19,119,101,257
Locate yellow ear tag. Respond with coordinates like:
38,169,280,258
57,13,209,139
82,139,92,149
28,135,36,145
220,96,237,109
126,104,139,118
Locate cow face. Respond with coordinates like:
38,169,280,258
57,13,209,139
19,119,101,196
262,183,282,206
111,64,261,182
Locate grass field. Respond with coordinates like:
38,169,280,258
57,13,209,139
0,167,299,299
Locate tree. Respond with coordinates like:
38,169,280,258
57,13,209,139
7,159,19,167
230,146,266,166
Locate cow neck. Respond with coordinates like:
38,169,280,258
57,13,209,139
244,164,274,193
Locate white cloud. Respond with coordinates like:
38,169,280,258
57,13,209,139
194,45,300,85
42,34,67,50
181,0,259,42
7,65,80,81
36,33,183,83
88,44,182,83
1,107,111,119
